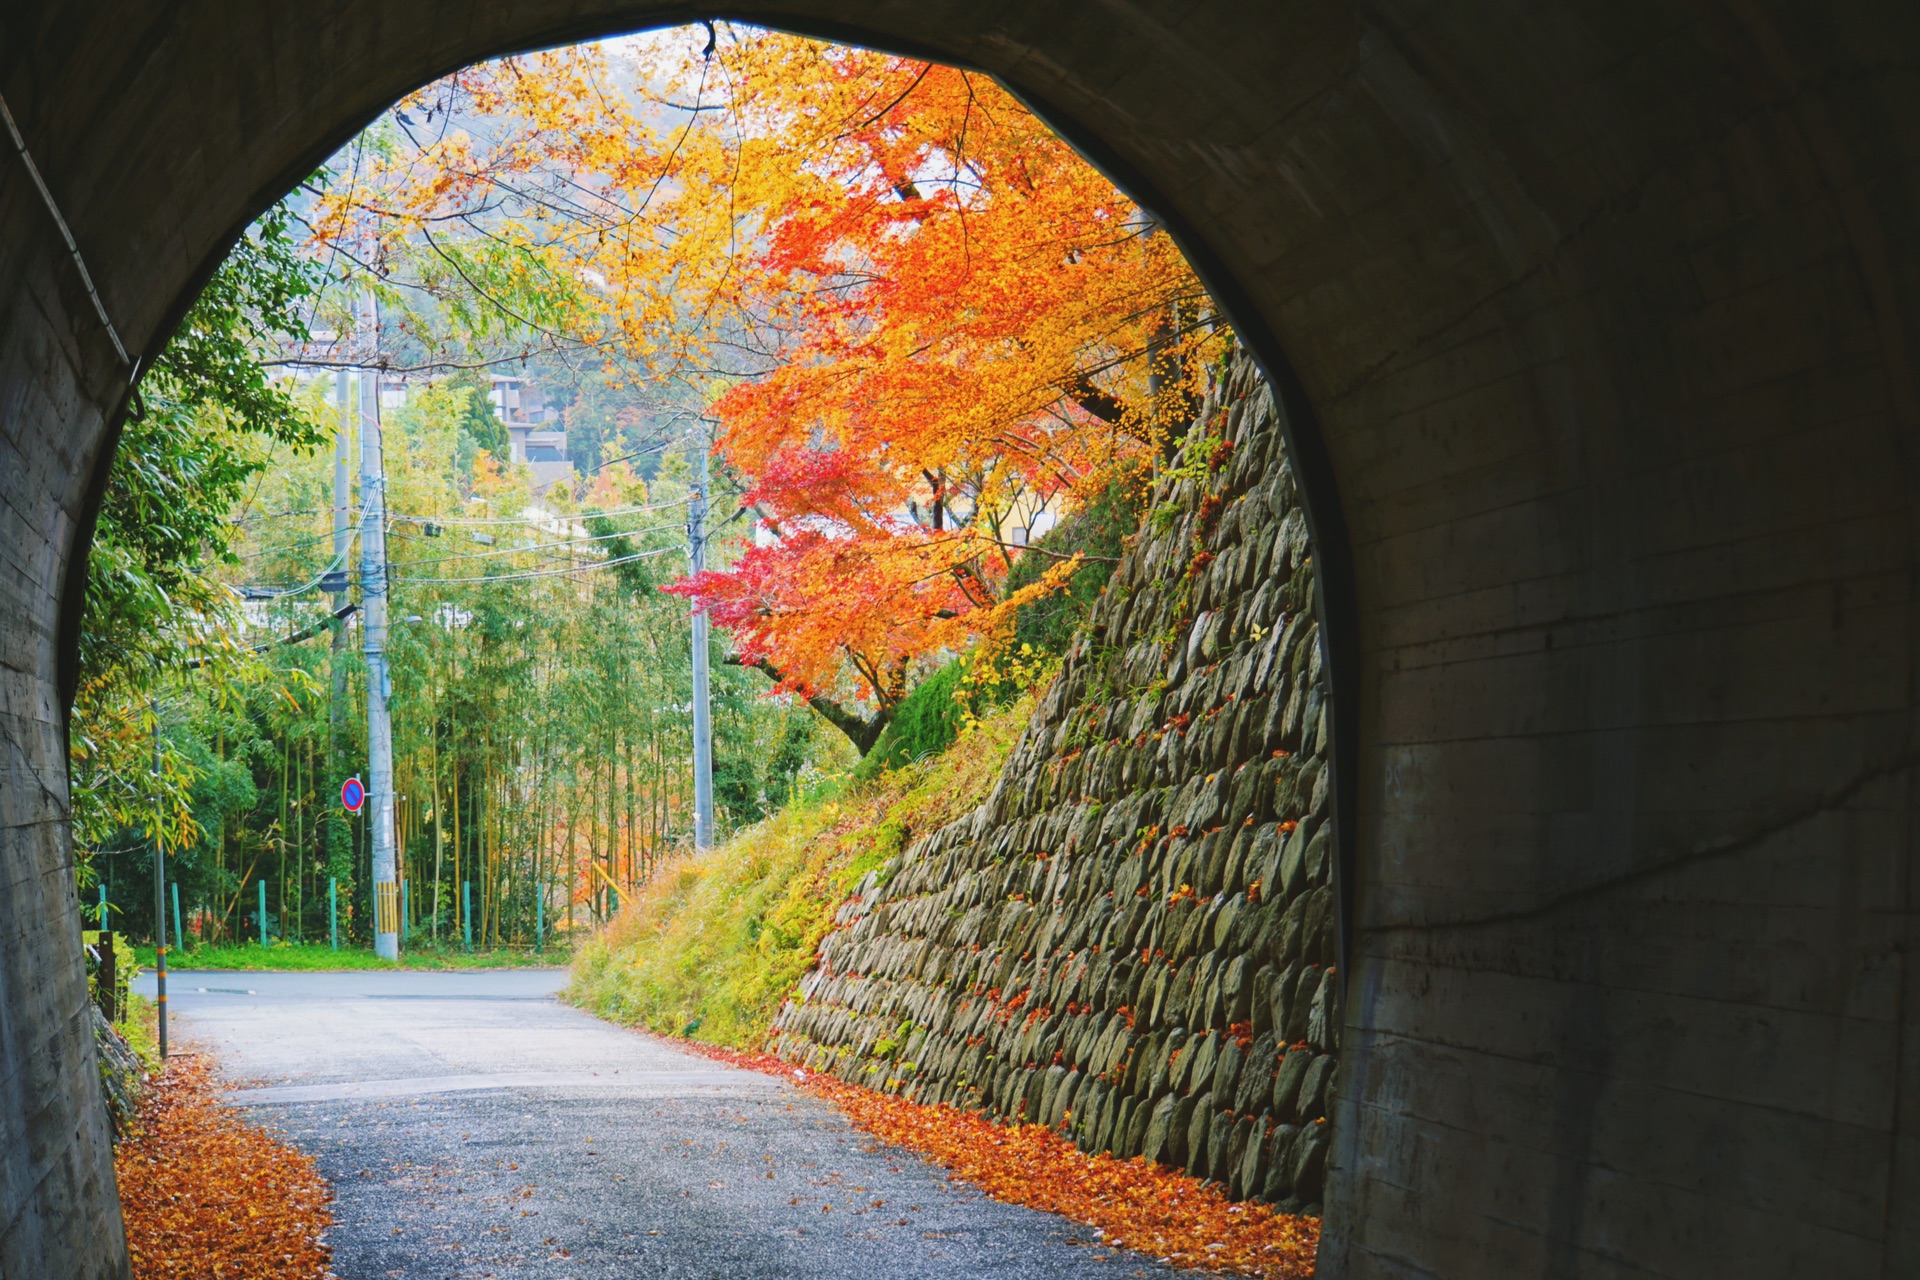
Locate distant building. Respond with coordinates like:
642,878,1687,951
490,375,574,491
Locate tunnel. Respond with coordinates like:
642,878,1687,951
3,3,1917,1276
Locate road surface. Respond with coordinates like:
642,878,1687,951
136,969,1201,1279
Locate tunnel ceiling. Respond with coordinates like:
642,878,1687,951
3,3,1919,1278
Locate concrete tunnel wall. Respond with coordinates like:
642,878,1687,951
1,3,1916,1277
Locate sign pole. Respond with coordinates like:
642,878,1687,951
339,777,366,951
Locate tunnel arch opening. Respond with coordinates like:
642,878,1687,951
66,15,1356,1264
55,0,1362,1011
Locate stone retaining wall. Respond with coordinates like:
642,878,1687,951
771,348,1337,1212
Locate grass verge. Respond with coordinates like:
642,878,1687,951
121,992,161,1073
565,696,1031,1048
135,940,568,971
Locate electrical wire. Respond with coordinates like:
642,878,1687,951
236,498,686,593
233,505,374,599
394,496,688,526
387,520,682,569
236,529,339,561
393,543,682,586
230,506,331,526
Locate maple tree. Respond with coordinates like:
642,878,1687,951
308,26,1227,747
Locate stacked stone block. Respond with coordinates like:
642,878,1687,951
771,349,1337,1212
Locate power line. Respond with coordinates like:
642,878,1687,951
394,496,688,527
387,520,682,569
394,544,681,586
236,530,339,561
234,505,375,599
235,503,686,592
231,506,332,526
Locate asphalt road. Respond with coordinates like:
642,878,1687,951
135,969,1204,1279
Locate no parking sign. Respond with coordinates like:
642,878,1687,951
341,776,366,814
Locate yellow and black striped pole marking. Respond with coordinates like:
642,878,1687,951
376,881,401,939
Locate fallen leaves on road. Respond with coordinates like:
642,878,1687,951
683,1042,1319,1278
116,1056,334,1279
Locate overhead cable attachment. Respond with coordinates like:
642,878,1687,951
0,88,134,373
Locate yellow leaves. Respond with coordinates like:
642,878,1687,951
116,1058,333,1280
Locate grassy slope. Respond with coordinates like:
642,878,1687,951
123,992,161,1072
566,697,1031,1049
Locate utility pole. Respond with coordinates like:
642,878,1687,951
150,701,167,1061
328,363,352,917
688,436,714,850
359,289,400,959
332,367,352,602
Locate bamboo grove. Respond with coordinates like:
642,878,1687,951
87,377,824,950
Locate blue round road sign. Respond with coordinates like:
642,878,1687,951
341,776,366,814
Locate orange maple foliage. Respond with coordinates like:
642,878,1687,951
314,26,1223,711
684,1041,1319,1278
115,1057,334,1280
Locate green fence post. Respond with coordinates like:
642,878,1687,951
171,883,184,953
535,888,544,954
329,878,338,950
258,880,268,946
462,881,472,953
401,881,409,945
97,883,108,928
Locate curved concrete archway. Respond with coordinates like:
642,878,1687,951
4,4,1917,1276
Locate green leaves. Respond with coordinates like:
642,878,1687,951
74,197,327,863
147,200,321,447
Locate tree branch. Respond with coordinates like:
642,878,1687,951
728,654,888,754
1070,376,1129,425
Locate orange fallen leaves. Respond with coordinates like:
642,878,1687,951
686,1042,1318,1278
115,1057,334,1280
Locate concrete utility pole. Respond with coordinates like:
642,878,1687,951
359,290,400,959
333,369,352,591
689,437,714,850
329,364,352,830
151,701,167,1060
